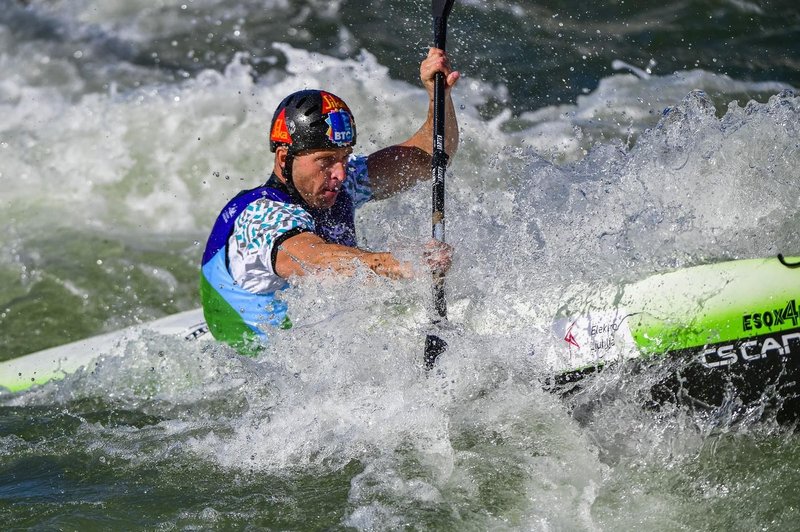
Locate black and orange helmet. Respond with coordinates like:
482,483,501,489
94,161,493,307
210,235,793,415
269,89,357,154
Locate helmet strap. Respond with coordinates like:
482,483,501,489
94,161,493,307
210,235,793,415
282,150,295,186
280,149,305,205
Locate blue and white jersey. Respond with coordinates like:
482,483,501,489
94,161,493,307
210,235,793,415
227,155,372,293
199,154,372,353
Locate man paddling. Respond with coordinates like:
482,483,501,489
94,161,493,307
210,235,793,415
200,48,460,352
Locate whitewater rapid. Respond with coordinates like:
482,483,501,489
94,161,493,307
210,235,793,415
2,1,800,527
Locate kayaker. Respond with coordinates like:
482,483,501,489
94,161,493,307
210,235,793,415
200,48,460,351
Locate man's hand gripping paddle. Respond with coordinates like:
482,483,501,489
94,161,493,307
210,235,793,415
423,0,456,370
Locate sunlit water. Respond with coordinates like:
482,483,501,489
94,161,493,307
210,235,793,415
1,0,799,528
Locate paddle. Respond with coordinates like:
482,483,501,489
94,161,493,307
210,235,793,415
423,0,456,370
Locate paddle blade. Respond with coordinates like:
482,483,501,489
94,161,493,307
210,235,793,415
424,334,447,369
432,0,455,20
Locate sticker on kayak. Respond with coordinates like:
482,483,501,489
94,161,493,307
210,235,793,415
183,322,210,341
552,308,638,367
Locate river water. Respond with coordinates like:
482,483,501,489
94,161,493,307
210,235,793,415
1,0,800,528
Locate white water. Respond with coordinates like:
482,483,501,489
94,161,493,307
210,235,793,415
2,9,800,527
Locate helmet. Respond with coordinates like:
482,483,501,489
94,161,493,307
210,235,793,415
269,89,357,153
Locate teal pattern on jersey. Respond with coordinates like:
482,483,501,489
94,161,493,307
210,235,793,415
233,198,315,258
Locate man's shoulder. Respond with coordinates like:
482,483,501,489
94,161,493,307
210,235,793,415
238,196,313,226
346,154,370,178
345,154,372,207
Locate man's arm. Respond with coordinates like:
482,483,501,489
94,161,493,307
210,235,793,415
275,232,413,280
275,232,453,281
368,48,460,201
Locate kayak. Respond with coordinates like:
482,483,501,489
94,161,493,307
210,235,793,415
0,309,211,393
553,255,800,371
550,254,800,421
2,255,799,419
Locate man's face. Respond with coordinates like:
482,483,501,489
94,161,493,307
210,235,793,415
283,147,352,209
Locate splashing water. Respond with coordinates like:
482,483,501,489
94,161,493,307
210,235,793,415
2,0,800,528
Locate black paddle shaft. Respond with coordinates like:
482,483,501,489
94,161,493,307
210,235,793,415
431,0,454,319
424,0,455,369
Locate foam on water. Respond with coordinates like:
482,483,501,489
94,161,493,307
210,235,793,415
2,14,800,527
516,67,794,161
